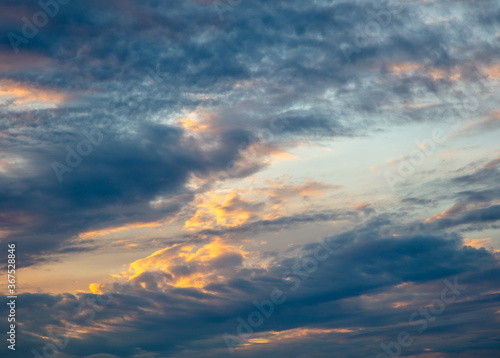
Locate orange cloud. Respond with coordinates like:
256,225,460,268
0,79,69,107
101,239,249,291
260,179,339,198
184,192,271,230
388,62,462,81
392,301,410,308
463,238,492,249
271,327,356,340
483,64,500,79
267,149,297,161
389,63,420,74
425,199,500,223
178,117,210,133
176,109,222,135
0,230,12,239
348,202,376,216
234,327,358,350
390,62,500,81
425,202,467,223
184,179,338,231
239,142,297,166
89,283,104,294
428,67,461,81
482,154,500,169
79,221,166,240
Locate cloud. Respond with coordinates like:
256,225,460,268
4,217,499,357
0,0,499,357
183,179,339,231
121,238,248,290
0,121,258,266
463,237,493,249
184,192,268,230
0,79,69,108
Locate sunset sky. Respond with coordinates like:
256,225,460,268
1,0,500,357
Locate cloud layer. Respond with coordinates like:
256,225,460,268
1,0,499,357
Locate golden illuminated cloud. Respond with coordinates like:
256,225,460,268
79,221,167,240
184,192,270,230
233,327,359,351
483,64,500,79
178,117,210,133
90,239,249,293
389,61,500,84
425,199,499,223
0,79,69,108
392,301,410,308
184,179,338,231
463,238,492,249
388,62,462,81
482,154,500,170
425,202,467,223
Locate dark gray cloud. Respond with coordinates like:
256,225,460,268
0,120,257,266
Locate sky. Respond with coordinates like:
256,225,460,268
1,0,500,357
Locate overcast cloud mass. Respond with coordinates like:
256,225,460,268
1,0,500,357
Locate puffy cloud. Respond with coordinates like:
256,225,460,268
122,238,248,290
184,192,268,230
